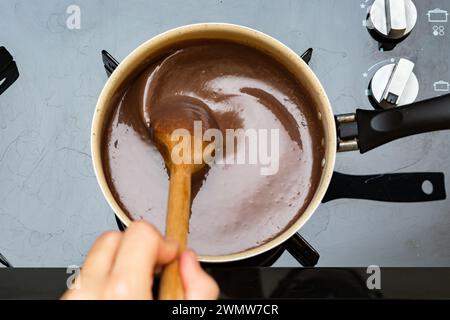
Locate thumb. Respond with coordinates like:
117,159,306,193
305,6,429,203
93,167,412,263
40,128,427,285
180,250,219,300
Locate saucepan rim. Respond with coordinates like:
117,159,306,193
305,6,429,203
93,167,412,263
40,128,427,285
91,23,337,263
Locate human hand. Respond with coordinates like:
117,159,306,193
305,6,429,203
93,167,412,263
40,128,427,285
62,221,219,300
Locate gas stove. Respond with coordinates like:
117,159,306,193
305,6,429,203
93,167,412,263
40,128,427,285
0,0,449,268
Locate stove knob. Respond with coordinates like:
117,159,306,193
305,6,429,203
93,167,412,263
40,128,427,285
369,58,419,109
367,0,417,41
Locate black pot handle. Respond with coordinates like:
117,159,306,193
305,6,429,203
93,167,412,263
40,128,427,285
336,93,450,153
323,171,446,203
358,94,450,153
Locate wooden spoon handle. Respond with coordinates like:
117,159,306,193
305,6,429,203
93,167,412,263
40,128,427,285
159,167,191,300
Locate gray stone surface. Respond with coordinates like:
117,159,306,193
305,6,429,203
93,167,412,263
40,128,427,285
0,0,449,266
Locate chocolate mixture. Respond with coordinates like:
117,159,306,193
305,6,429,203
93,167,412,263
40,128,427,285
103,42,325,256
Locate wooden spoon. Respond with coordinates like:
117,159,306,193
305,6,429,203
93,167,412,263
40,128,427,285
144,95,218,300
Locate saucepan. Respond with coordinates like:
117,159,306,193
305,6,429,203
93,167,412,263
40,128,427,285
91,23,450,263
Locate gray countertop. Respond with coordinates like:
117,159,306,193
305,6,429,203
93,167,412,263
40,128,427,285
1,0,449,267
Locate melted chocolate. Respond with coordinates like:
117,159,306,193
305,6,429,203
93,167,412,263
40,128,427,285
102,42,325,256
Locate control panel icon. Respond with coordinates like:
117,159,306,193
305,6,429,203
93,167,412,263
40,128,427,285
433,25,446,36
433,80,450,92
427,8,449,23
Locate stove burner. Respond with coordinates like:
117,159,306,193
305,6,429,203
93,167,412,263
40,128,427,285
105,47,323,267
